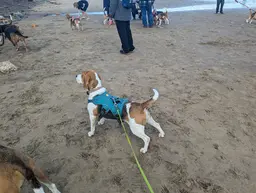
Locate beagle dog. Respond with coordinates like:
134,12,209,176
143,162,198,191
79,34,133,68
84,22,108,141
76,70,165,153
246,9,256,24
0,144,61,193
66,14,83,31
103,8,115,25
153,10,170,27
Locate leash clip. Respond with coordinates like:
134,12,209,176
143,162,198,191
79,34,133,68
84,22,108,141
111,97,118,107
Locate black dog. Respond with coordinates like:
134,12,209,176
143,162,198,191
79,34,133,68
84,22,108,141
0,24,28,51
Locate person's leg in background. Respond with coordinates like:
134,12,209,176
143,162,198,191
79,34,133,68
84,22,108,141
147,3,153,27
126,21,135,52
220,0,225,14
141,6,148,27
115,20,130,53
216,0,220,13
132,3,137,20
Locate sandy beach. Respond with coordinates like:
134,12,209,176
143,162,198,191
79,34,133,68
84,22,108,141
0,0,256,193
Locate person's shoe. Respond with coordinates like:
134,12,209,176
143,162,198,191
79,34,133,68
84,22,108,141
220,11,224,14
120,50,130,54
143,25,147,28
129,46,135,52
149,25,153,28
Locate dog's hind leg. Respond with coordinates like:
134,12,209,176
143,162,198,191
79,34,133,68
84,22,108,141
98,117,106,125
16,42,20,51
23,39,28,52
128,121,150,153
165,18,170,25
145,110,165,138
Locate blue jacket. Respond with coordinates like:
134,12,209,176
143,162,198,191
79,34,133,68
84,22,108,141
88,92,128,118
109,0,132,21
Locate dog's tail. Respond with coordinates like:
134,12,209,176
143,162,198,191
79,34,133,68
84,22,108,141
15,29,28,38
141,89,159,109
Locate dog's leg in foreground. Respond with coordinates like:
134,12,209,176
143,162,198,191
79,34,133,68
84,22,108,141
28,158,61,193
87,102,97,137
98,117,106,125
23,39,28,52
146,110,165,137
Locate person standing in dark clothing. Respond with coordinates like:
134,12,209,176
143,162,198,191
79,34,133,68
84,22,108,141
216,0,225,14
103,0,110,15
109,0,135,54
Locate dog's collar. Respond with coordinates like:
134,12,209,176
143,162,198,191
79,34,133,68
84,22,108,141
88,87,106,100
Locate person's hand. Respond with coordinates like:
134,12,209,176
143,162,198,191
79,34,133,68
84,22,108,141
108,14,113,18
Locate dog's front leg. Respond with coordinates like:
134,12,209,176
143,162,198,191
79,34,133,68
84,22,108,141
158,19,162,26
87,103,97,137
165,18,170,25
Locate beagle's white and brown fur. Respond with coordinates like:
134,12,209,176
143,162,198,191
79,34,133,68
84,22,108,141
0,144,61,193
76,70,165,153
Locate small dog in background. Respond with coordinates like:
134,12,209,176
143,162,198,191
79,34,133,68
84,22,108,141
153,9,170,27
103,8,115,25
0,24,28,51
246,9,256,24
66,14,83,31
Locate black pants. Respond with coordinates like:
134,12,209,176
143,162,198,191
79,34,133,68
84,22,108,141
115,20,134,53
216,0,225,13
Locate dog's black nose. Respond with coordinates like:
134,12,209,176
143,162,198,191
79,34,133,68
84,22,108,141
76,75,78,78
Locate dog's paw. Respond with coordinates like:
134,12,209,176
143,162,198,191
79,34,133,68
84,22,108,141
98,118,105,125
140,148,148,154
159,132,165,138
88,131,94,137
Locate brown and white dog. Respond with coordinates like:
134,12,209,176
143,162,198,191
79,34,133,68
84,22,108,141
246,9,256,24
76,70,165,153
103,8,115,25
153,10,170,27
66,13,83,31
0,144,61,193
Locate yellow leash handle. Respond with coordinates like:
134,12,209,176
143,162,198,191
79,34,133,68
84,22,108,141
115,107,155,193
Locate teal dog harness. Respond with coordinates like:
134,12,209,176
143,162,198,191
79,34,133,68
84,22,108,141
88,92,129,119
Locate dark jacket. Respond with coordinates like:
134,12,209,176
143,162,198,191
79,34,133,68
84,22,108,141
103,0,110,8
77,0,89,11
109,0,131,21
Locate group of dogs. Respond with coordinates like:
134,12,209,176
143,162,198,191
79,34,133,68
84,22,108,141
1,7,256,193
0,8,256,51
66,8,170,31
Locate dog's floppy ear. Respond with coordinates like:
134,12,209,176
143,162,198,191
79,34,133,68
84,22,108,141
81,71,99,91
82,71,91,90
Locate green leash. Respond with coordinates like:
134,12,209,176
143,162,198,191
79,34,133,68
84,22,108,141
113,99,155,193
